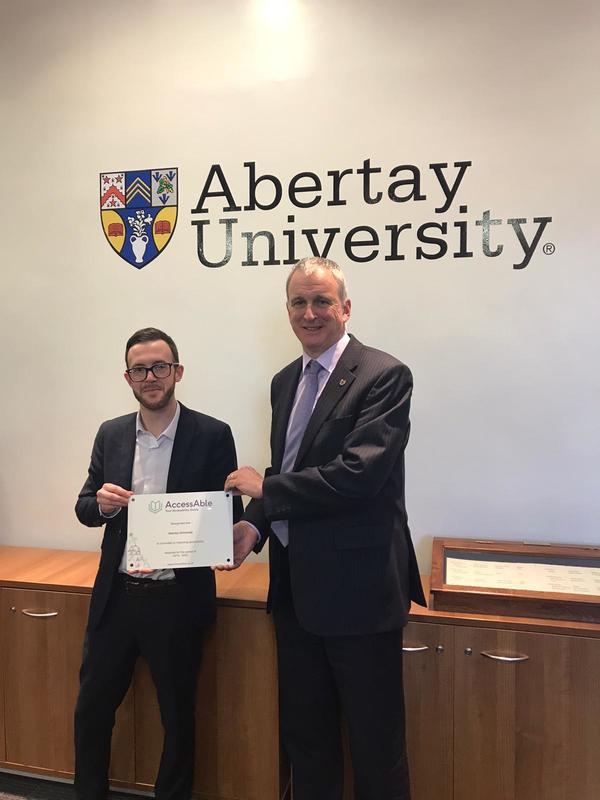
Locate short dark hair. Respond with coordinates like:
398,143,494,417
125,328,179,365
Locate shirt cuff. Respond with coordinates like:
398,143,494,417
242,521,261,544
100,507,122,519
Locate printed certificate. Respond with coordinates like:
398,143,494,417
446,556,600,596
126,491,233,570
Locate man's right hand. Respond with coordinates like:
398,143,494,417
96,483,134,516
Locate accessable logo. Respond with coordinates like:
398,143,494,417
165,499,213,509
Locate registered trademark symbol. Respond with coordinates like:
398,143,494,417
543,242,555,255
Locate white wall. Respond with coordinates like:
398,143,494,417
2,0,599,573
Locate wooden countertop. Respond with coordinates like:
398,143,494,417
0,546,98,592
1,545,599,636
0,546,267,608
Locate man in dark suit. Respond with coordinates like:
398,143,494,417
74,327,241,800
224,257,426,800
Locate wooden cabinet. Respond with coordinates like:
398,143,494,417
1,547,599,800
403,621,600,800
403,621,454,800
344,618,600,800
0,547,287,800
453,626,600,800
132,605,285,800
2,588,89,774
0,587,134,781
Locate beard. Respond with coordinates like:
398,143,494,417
132,381,176,411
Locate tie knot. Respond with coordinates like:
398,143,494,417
306,360,323,375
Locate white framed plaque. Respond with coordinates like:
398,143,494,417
126,491,233,570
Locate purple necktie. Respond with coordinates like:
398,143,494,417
272,360,323,546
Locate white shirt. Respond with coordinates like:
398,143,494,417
118,403,181,579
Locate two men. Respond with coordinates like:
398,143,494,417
76,256,424,800
225,257,426,800
74,328,241,800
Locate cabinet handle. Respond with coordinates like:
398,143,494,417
21,609,59,618
481,650,529,663
403,644,429,653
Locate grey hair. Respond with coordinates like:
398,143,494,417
285,257,348,302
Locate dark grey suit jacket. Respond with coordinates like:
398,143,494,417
244,334,426,637
76,403,242,630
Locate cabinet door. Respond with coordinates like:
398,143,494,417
134,604,287,800
403,621,454,800
3,589,90,773
454,626,600,800
341,621,454,800
2,588,134,781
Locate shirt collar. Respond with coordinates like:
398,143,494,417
136,401,181,441
302,332,350,374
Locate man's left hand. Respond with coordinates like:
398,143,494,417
224,466,264,499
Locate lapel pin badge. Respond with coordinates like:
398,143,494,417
339,378,347,386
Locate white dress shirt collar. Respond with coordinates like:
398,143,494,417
135,401,181,441
302,332,350,375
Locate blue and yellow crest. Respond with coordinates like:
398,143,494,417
100,168,178,269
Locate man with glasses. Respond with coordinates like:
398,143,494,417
74,327,241,800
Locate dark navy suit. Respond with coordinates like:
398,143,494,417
244,335,425,800
74,403,241,800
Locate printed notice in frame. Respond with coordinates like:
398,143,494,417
126,491,233,569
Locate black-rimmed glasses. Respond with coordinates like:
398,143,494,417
126,362,179,382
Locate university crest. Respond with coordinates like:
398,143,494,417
100,168,178,268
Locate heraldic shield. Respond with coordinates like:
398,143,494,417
100,168,178,269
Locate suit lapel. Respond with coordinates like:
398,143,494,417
272,360,302,472
294,337,361,467
112,415,136,490
166,404,195,492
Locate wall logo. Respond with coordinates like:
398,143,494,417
100,168,178,269
148,499,163,513
190,159,554,270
